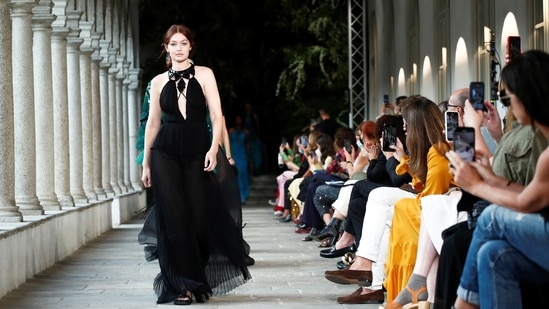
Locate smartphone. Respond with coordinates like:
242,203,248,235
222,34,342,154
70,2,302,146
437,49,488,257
453,127,475,162
445,111,459,141
281,137,287,145
507,36,521,60
383,94,389,107
300,135,308,148
382,124,397,152
344,139,352,153
469,81,485,111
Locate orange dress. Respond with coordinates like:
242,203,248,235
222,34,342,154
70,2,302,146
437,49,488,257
383,146,455,301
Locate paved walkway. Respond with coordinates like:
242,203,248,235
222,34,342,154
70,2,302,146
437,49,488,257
0,192,385,308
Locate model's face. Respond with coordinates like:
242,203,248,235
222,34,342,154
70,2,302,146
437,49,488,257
166,32,191,61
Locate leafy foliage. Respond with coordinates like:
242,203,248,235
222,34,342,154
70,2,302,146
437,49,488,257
138,0,349,172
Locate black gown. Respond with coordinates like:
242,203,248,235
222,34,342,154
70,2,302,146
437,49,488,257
150,65,251,304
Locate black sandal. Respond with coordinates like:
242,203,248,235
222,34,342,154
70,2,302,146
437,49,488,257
174,293,192,305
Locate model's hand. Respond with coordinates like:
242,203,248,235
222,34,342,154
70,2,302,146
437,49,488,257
141,166,152,188
204,150,217,171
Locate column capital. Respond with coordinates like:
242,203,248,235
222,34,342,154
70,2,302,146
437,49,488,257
128,68,141,90
9,0,36,14
31,0,54,27
65,8,82,39
91,31,103,63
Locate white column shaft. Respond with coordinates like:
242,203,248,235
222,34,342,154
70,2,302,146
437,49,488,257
12,1,41,215
0,0,22,221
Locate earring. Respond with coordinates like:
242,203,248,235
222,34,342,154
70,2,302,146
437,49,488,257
165,53,170,62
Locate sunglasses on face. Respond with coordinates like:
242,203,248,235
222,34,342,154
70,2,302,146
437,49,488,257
497,89,512,107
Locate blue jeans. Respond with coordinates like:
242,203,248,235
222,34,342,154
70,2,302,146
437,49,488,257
457,205,549,308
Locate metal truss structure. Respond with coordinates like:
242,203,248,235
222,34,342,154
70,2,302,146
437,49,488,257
347,0,368,128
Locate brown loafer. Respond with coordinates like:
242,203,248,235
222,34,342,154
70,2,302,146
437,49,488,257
336,287,385,304
324,269,372,285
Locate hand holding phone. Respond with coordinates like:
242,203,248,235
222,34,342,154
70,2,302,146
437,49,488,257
300,135,309,148
445,111,459,141
344,139,353,153
469,82,486,111
453,127,475,162
382,125,397,152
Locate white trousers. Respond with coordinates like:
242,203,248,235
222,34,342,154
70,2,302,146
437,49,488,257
331,179,359,216
355,186,416,289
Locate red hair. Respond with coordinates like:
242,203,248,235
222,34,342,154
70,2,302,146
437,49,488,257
359,120,376,140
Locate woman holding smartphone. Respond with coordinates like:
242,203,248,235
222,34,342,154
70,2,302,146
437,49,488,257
449,50,549,309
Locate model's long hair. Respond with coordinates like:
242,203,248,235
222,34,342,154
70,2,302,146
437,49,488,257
159,24,195,68
400,95,450,184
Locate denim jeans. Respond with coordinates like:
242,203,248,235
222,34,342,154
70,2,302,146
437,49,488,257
457,205,549,308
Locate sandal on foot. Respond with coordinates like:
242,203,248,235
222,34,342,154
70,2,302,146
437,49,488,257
174,294,192,305
318,238,332,247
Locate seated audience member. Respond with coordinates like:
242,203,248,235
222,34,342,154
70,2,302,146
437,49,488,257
319,115,411,260
299,129,355,240
272,134,304,217
381,88,471,308
286,131,321,226
448,50,549,309
326,96,454,305
311,120,375,246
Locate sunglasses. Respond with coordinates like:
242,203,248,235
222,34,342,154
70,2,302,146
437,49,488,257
497,89,512,107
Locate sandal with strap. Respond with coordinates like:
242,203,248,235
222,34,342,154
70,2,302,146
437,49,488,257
381,286,429,309
174,292,193,306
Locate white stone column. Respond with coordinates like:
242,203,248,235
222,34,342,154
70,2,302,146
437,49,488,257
99,61,114,197
11,0,42,215
127,68,142,190
32,0,60,210
0,0,22,222
79,49,95,201
66,9,87,204
51,13,73,207
91,36,105,199
122,77,132,191
79,21,96,201
108,61,121,194
116,57,128,193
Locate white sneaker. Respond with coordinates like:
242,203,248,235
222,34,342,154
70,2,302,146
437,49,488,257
268,199,277,206
273,211,283,216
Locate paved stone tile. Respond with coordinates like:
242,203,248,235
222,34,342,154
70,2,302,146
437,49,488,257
0,203,385,309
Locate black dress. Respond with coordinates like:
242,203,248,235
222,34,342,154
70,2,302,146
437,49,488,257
150,65,251,304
